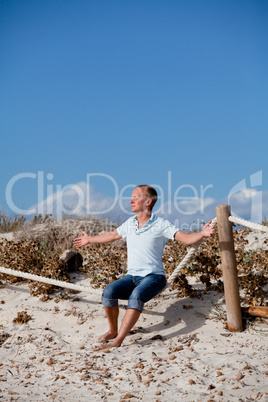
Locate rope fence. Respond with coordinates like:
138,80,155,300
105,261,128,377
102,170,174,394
0,266,102,294
166,242,201,285
166,215,268,286
0,210,267,309
228,216,268,233
166,216,218,286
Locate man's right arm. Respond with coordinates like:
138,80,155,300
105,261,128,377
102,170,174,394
73,229,122,248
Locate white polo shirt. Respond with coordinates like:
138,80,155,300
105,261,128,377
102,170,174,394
116,214,179,276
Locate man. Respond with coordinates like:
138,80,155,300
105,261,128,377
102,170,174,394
73,185,214,350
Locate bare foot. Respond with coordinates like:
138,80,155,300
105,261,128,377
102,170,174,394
94,338,122,351
98,330,117,343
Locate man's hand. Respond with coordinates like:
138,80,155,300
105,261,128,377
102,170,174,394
201,221,215,237
73,231,90,248
175,220,214,244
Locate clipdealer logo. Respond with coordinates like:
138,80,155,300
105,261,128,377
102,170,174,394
5,170,263,223
5,171,213,218
227,170,263,223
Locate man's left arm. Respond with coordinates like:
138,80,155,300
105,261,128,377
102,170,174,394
174,221,214,245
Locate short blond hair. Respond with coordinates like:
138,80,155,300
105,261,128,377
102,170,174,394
136,185,158,211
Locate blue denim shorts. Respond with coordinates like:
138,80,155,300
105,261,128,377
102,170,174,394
102,274,167,312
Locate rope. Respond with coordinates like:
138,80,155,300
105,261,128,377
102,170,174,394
166,217,217,287
0,216,266,295
229,216,268,233
166,242,201,285
0,266,102,295
165,216,267,288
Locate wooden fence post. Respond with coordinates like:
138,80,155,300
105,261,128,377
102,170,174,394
216,205,243,332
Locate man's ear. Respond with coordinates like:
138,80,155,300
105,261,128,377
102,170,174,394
146,198,152,207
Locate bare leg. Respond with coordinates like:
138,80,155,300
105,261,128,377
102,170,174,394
99,305,119,342
97,308,141,350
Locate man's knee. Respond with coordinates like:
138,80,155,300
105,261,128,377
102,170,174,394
128,288,145,312
102,283,115,300
127,297,144,312
102,283,118,308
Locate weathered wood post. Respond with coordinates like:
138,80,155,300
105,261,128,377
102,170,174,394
216,205,243,332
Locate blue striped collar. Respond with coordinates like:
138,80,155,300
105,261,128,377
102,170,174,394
133,213,156,233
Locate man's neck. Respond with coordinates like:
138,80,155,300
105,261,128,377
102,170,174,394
136,210,152,228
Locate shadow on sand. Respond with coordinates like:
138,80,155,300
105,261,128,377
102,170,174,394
137,290,224,342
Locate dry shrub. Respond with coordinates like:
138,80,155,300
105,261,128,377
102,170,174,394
0,237,70,297
0,217,267,306
0,216,121,296
13,311,32,324
0,210,26,233
163,226,267,306
81,240,127,288
15,216,116,254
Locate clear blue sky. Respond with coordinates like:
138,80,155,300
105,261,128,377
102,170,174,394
1,0,267,219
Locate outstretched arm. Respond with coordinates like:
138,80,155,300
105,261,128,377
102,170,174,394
174,221,214,245
73,229,122,248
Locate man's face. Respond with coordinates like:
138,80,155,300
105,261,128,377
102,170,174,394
130,187,149,213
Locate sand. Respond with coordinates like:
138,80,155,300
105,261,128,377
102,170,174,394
0,229,267,401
